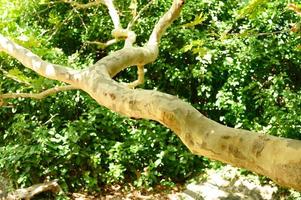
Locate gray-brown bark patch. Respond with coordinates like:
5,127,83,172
109,93,116,100
229,145,246,160
252,140,265,158
161,111,180,133
252,135,270,158
129,100,138,110
221,135,230,140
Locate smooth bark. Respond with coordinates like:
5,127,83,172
0,0,301,191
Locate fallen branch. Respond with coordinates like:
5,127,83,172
5,180,61,200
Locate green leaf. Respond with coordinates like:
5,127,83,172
237,0,270,19
6,68,34,85
181,13,207,28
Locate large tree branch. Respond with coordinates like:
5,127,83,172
1,0,301,192
81,69,301,192
87,0,186,78
78,0,301,191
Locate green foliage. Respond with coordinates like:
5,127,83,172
180,0,301,139
0,0,301,196
0,1,207,190
237,0,270,19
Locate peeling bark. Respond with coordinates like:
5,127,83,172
0,0,301,191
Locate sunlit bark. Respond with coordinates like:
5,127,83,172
0,0,301,192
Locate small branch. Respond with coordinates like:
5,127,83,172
86,39,118,49
103,0,121,31
124,30,137,47
102,0,138,45
61,0,104,9
59,0,120,31
0,85,78,101
126,65,144,89
6,180,61,200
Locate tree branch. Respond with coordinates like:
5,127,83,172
148,0,184,45
103,0,121,31
79,0,301,191
0,85,78,101
86,39,118,49
2,0,301,192
125,65,144,89
0,35,80,85
89,0,185,78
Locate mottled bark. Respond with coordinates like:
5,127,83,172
0,0,301,191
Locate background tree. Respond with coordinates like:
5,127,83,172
0,0,301,197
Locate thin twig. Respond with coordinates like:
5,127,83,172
61,0,104,9
48,10,75,41
85,39,118,49
127,0,154,30
0,85,79,101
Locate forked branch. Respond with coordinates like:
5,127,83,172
1,0,301,192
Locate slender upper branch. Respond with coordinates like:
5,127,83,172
103,0,121,30
0,34,80,85
148,0,184,45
